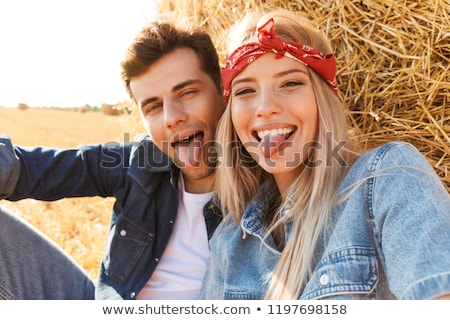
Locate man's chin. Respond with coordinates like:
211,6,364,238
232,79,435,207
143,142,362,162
179,164,215,182
176,159,215,171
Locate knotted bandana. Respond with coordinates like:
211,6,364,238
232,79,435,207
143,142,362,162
222,18,338,102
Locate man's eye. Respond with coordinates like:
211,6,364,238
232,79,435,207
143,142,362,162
143,104,161,114
180,89,197,98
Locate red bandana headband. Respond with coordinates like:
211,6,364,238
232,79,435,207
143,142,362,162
222,18,338,102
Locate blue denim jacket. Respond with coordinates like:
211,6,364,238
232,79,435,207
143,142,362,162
0,134,222,299
201,142,450,299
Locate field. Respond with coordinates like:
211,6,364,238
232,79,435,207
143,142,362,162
0,107,145,280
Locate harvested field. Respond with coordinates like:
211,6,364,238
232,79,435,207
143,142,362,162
0,107,144,279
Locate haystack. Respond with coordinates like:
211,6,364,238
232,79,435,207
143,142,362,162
101,103,122,116
17,102,29,110
157,0,450,192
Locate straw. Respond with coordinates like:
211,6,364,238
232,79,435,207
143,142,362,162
156,0,450,192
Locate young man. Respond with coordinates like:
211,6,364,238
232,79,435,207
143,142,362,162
0,17,224,300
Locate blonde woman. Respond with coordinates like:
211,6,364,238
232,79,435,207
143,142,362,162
201,9,450,299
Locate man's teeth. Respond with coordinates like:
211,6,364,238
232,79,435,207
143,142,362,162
257,128,294,140
179,133,196,143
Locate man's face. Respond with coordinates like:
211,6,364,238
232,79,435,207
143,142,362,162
129,47,224,192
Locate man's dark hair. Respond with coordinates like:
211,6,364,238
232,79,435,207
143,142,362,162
121,19,222,100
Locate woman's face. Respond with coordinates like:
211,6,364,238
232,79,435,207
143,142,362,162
230,52,318,192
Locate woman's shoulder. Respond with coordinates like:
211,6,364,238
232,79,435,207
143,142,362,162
340,141,435,191
353,141,429,172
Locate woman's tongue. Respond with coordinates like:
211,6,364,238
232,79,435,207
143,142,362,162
173,133,203,168
260,134,287,158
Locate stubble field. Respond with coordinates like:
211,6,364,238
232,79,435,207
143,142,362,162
0,107,144,280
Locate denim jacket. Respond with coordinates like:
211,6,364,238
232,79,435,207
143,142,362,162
201,142,450,300
0,134,222,299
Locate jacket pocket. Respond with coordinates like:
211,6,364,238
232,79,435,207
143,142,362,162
102,216,154,283
301,247,378,300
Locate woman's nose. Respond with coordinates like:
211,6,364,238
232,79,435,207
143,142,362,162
255,90,282,118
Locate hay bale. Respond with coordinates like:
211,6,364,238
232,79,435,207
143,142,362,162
78,106,87,113
101,103,122,116
157,0,450,192
17,102,29,110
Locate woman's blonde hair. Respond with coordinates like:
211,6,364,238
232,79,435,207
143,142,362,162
214,8,362,299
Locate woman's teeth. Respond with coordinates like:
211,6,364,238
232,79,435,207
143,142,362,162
257,127,294,140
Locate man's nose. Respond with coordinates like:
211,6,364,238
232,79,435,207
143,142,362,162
164,97,187,128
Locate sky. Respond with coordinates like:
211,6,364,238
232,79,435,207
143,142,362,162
0,0,158,108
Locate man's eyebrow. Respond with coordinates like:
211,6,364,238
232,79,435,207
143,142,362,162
172,78,202,92
139,79,203,108
139,96,158,108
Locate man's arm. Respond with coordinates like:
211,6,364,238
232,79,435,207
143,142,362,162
0,135,21,198
0,135,133,201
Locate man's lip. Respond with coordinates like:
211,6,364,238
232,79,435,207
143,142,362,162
171,130,204,146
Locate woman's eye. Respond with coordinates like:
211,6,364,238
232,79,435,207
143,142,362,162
234,88,255,96
282,81,303,88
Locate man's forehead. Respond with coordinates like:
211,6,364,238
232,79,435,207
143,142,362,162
150,47,202,75
129,48,206,100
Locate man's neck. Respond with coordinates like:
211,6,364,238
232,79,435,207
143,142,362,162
182,172,215,194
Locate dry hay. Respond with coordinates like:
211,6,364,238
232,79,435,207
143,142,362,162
17,102,29,110
157,0,450,192
101,103,123,116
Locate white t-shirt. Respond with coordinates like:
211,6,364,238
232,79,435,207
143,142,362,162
136,176,212,299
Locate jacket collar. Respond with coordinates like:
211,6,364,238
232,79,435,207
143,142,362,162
128,135,179,194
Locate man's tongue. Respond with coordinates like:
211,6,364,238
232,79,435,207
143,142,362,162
174,134,203,168
260,134,287,158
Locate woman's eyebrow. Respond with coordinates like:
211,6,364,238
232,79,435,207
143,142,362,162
232,68,308,87
232,77,255,87
275,68,308,78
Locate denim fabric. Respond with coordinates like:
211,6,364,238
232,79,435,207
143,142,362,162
0,205,95,299
0,134,222,299
201,142,450,300
0,138,19,198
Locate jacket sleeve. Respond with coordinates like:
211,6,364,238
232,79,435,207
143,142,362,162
0,134,133,201
0,135,21,198
370,142,450,299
